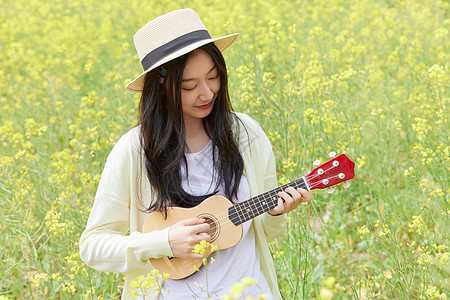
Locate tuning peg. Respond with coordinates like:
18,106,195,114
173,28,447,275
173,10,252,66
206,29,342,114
313,160,321,166
328,151,336,158
343,182,351,189
327,188,335,194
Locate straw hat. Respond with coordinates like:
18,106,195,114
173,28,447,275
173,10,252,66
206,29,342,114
125,9,239,93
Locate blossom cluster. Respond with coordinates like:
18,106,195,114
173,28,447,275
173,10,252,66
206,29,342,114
1,0,448,298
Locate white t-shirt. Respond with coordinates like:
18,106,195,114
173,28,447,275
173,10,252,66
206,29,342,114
159,141,272,299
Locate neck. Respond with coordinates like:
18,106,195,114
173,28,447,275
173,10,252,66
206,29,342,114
184,117,204,136
184,119,210,153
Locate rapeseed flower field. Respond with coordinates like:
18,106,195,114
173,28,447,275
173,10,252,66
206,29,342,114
0,0,448,299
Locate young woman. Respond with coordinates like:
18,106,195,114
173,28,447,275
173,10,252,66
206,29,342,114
80,9,311,300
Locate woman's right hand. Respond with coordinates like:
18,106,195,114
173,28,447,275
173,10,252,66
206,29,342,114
168,218,211,259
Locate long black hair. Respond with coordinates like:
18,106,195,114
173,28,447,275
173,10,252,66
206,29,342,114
138,43,244,217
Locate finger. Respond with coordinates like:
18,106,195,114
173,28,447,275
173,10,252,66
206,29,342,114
278,189,302,212
184,233,211,249
285,186,302,202
269,196,285,214
191,253,206,259
191,222,210,234
190,253,205,259
297,188,312,202
198,232,212,243
278,191,294,206
180,218,206,226
188,233,211,246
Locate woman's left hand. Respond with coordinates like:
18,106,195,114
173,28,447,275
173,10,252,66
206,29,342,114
267,187,312,216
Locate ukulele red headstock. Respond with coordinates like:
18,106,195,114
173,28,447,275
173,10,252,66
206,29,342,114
304,154,355,190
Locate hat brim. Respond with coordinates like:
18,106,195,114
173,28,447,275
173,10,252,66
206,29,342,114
125,33,239,93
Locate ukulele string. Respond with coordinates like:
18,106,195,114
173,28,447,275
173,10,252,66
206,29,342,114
197,179,308,229
208,174,314,227
223,178,309,225
306,174,342,190
205,200,279,234
200,180,311,234
206,174,345,234
225,160,343,226
196,172,344,235
199,193,280,232
303,165,338,182
209,173,345,233
197,190,282,233
208,186,302,233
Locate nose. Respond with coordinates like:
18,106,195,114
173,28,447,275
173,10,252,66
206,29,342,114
198,82,214,101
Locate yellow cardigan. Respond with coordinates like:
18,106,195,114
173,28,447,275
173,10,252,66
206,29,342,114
79,112,286,299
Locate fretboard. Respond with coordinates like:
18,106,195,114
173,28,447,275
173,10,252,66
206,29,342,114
228,177,309,226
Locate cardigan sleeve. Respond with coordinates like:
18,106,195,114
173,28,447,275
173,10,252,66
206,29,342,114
79,128,173,273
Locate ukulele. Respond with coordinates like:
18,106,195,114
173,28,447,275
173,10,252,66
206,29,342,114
142,154,355,279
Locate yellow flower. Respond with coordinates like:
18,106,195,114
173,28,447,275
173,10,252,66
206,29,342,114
403,167,414,176
428,64,447,85
356,156,366,169
408,215,426,235
425,285,447,299
242,277,257,286
357,225,370,239
230,282,245,297
378,225,391,237
192,240,217,256
31,273,49,287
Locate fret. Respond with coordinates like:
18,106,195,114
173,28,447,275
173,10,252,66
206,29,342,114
251,198,260,218
235,202,244,223
245,201,254,221
248,199,258,219
242,201,255,222
292,177,308,191
254,197,264,215
267,189,280,208
256,195,269,212
239,201,250,222
234,202,243,223
228,177,308,226
280,179,304,192
228,206,239,225
235,203,245,224
246,198,257,219
240,202,249,223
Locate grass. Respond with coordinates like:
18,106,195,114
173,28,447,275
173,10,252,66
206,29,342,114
0,0,448,299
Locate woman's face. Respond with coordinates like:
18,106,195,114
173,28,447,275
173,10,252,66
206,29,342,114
180,49,220,126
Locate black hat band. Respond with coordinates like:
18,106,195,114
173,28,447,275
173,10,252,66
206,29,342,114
141,30,211,71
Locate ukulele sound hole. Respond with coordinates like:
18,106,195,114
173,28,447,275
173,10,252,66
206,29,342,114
197,213,220,242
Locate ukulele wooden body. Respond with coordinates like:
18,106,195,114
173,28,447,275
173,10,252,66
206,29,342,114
142,195,242,279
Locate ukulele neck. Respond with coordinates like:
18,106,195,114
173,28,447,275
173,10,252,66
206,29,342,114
228,177,309,226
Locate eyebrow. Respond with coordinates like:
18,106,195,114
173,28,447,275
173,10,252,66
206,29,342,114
182,65,217,82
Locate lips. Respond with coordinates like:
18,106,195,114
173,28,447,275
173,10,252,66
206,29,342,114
196,102,212,109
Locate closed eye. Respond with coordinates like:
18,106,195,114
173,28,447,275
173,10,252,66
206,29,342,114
182,86,196,91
